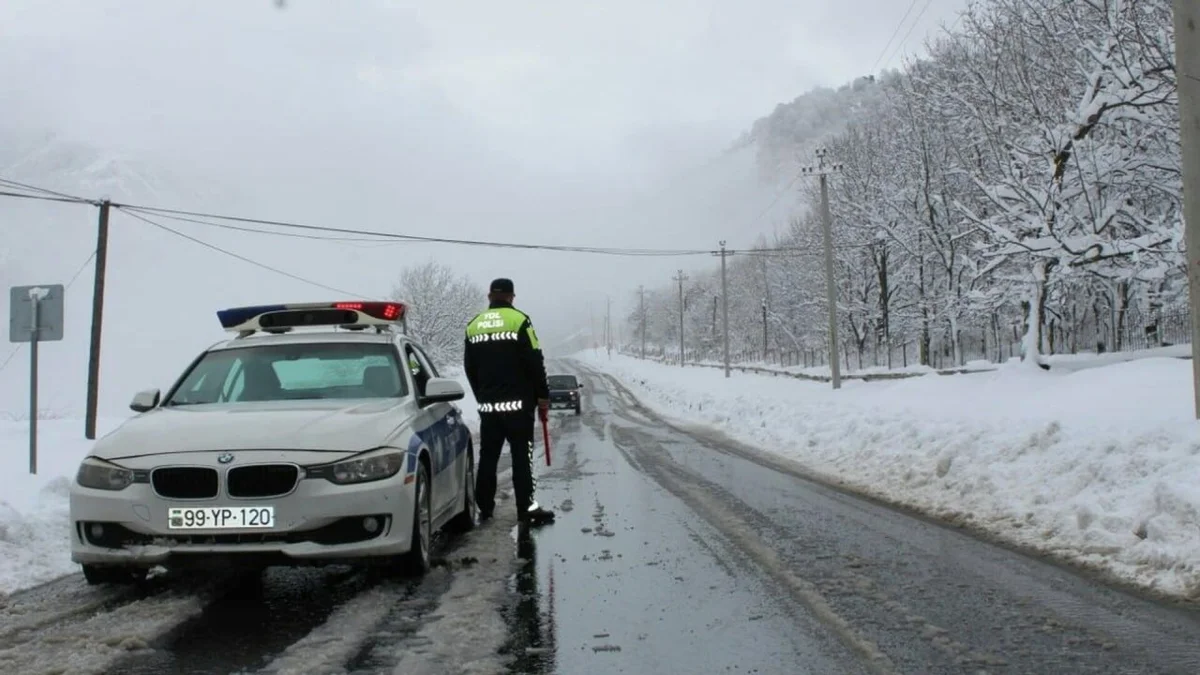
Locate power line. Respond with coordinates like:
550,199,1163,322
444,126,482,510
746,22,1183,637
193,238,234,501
0,177,93,203
114,201,872,257
114,202,714,256
0,189,93,206
883,0,936,69
870,0,920,74
737,169,805,237
0,179,715,256
2,177,833,257
118,206,401,245
119,209,378,299
117,203,843,256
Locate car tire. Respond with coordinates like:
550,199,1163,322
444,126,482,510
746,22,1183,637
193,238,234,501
574,404,581,416
446,444,477,533
398,460,432,576
82,564,148,585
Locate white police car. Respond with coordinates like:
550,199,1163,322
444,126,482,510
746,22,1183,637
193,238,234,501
68,301,477,584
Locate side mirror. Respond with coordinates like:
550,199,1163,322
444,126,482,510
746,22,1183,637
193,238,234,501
420,377,465,405
578,383,584,388
130,388,161,413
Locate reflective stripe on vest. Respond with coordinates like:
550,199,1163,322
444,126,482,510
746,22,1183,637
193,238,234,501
478,400,523,413
468,331,519,343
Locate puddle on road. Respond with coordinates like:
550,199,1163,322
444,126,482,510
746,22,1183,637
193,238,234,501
499,529,556,675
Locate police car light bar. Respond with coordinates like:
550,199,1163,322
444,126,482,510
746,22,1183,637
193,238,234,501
217,301,407,333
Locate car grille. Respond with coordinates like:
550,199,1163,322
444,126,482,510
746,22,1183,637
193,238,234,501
152,467,219,499
226,464,300,498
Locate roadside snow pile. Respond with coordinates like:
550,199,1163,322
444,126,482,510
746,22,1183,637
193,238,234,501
0,418,125,595
574,350,1200,600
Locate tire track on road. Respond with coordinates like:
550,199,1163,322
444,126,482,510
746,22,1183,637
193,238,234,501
0,573,162,649
603,420,899,675
0,573,238,675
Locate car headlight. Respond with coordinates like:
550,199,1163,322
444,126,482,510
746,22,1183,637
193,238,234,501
76,457,135,491
328,451,405,485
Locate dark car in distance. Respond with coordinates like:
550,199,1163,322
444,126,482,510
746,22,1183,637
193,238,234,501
547,374,583,415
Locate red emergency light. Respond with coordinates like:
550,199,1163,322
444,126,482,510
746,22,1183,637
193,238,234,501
333,302,405,321
218,301,408,332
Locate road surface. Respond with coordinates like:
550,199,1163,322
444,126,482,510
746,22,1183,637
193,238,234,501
511,361,1200,674
1,362,1198,674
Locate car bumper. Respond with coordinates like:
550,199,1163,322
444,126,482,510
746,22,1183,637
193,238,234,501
69,473,416,568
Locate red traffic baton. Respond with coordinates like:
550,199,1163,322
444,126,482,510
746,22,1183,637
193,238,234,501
539,409,551,466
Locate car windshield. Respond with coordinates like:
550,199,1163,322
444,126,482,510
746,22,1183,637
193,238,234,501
165,341,407,405
547,375,578,389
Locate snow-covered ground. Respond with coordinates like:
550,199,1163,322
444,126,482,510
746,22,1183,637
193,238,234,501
574,349,1200,601
0,374,479,597
0,417,126,594
670,343,1192,380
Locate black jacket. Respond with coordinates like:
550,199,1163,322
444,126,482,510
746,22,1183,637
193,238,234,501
463,301,549,412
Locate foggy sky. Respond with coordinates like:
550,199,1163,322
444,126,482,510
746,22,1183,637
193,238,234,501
0,0,966,414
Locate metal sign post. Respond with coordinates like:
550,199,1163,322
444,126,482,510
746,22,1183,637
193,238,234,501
10,284,65,474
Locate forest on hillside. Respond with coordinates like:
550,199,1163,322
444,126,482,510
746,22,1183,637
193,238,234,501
624,0,1181,371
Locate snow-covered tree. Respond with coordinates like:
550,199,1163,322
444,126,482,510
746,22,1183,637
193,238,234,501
389,260,484,369
621,0,1181,371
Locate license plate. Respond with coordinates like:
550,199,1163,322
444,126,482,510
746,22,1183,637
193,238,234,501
168,506,275,530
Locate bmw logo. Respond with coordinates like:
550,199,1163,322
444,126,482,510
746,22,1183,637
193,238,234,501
217,453,235,464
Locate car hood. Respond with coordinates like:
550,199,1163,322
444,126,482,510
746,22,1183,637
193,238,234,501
92,399,416,461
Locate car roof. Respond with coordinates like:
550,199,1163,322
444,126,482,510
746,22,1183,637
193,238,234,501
206,330,403,353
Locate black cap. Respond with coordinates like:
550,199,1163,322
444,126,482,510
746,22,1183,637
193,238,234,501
489,278,514,294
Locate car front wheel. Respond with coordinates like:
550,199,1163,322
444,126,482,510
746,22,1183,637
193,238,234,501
397,461,432,576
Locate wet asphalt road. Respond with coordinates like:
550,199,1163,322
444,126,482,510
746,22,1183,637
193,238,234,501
6,365,1200,674
507,361,1200,674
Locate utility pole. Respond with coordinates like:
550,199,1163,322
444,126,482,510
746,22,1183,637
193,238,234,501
801,149,844,390
761,253,772,358
673,270,688,367
713,241,733,378
639,285,646,359
761,299,768,358
1177,0,1200,418
605,295,612,358
85,200,111,439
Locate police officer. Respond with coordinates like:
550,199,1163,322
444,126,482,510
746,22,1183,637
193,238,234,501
463,278,556,526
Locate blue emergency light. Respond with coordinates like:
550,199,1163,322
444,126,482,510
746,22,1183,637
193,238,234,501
217,301,407,333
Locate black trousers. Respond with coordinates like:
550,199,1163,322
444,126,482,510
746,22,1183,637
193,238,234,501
477,410,537,516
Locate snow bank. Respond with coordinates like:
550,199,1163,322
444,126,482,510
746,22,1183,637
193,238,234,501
574,350,1200,601
0,417,125,595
